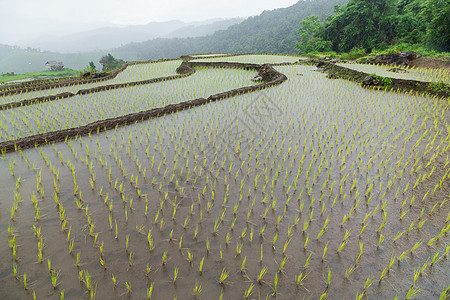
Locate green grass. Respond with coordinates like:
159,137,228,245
0,68,79,84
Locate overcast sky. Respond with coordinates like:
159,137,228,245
1,0,299,45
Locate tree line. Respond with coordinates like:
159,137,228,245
296,0,450,54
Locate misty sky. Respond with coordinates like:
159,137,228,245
1,0,298,45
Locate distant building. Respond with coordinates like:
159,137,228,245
45,61,64,71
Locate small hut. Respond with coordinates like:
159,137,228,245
45,61,64,71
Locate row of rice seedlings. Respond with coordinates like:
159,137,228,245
0,67,258,142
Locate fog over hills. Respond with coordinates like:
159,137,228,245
0,0,348,73
23,18,244,53
112,0,349,61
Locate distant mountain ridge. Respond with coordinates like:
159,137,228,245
113,0,350,61
26,18,244,53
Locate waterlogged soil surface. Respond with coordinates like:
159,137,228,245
195,54,303,64
0,67,257,142
0,60,182,105
338,62,450,84
0,64,449,300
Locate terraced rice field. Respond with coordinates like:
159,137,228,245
0,54,449,300
0,60,182,105
0,67,257,142
337,62,450,84
194,54,302,64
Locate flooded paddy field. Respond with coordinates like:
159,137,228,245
0,60,182,105
0,67,257,142
194,54,303,64
337,62,450,84
0,56,449,299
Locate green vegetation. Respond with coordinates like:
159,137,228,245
370,73,393,89
99,54,124,71
0,69,78,84
83,62,97,73
296,0,450,55
429,81,450,94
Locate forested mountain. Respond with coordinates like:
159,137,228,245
113,0,350,61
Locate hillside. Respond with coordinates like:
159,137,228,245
25,18,244,53
113,0,350,61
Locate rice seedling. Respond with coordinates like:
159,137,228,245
405,286,422,299
240,256,247,274
295,271,308,287
244,283,254,299
344,265,356,279
278,257,287,273
257,266,267,284
161,251,167,266
12,262,17,279
50,269,60,289
172,266,179,284
125,282,132,294
304,252,313,270
23,273,27,290
111,273,117,287
187,249,193,264
273,273,278,296
355,241,364,265
218,268,230,285
282,238,290,256
146,282,155,300
125,234,130,253
430,251,441,268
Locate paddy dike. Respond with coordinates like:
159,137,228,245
305,60,450,98
0,60,174,96
0,63,193,111
0,61,287,153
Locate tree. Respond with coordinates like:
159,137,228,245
422,0,450,51
89,62,97,72
297,0,449,55
394,0,426,44
320,0,398,52
83,61,97,73
295,15,332,54
99,54,124,71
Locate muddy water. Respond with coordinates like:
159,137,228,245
1,64,449,299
